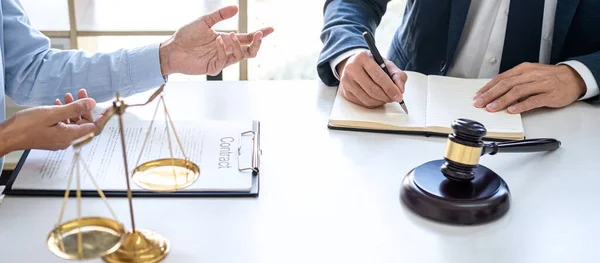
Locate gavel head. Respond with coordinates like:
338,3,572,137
441,119,487,182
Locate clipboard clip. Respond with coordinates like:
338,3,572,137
237,130,261,174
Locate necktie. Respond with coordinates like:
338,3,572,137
500,0,546,73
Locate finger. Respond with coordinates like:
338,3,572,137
360,53,402,102
484,82,544,112
230,33,244,61
93,107,114,132
63,123,98,143
223,33,245,68
244,31,263,58
77,89,88,99
342,88,366,107
399,71,408,83
353,67,392,103
200,5,238,28
63,93,81,124
474,62,533,98
54,99,68,124
474,73,536,108
236,27,274,44
50,98,96,124
342,79,385,108
76,119,93,125
385,60,407,94
78,89,93,121
64,93,74,104
506,94,552,114
211,35,228,74
219,32,234,55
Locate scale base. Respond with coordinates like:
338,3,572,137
102,229,170,263
400,160,510,225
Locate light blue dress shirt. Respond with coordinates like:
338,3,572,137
0,0,167,169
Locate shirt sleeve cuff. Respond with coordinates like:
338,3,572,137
128,43,168,92
329,48,368,80
559,60,600,100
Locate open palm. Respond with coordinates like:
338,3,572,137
160,5,274,76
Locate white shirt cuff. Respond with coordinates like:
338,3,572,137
559,60,600,100
329,48,368,80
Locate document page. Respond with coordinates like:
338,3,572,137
425,75,524,135
12,118,255,192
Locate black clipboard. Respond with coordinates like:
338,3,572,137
3,121,262,198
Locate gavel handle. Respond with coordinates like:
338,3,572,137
482,138,561,155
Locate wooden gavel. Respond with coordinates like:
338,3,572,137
400,118,561,225
441,118,561,182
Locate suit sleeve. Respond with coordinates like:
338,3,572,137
569,51,600,104
317,0,390,86
2,0,166,106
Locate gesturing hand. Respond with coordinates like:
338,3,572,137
337,50,407,108
54,89,93,124
1,98,98,152
159,5,274,76
473,62,586,114
54,89,115,134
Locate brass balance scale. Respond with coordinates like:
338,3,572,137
46,85,199,263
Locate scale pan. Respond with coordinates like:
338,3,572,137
132,158,200,192
47,217,125,260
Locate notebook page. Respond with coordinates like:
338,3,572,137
12,118,255,192
329,71,428,130
425,75,524,134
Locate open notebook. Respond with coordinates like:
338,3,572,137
328,71,525,140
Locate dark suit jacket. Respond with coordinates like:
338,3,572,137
317,0,600,103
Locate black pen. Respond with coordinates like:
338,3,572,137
362,31,408,114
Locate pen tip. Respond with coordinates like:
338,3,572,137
400,102,408,114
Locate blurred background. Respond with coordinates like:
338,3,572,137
17,0,407,82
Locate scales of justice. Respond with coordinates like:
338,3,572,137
46,85,199,263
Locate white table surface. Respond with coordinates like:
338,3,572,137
1,80,599,263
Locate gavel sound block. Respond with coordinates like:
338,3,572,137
400,119,561,225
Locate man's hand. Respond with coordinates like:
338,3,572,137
53,88,113,134
0,98,99,154
337,50,407,108
473,62,586,114
54,89,93,124
159,5,274,76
